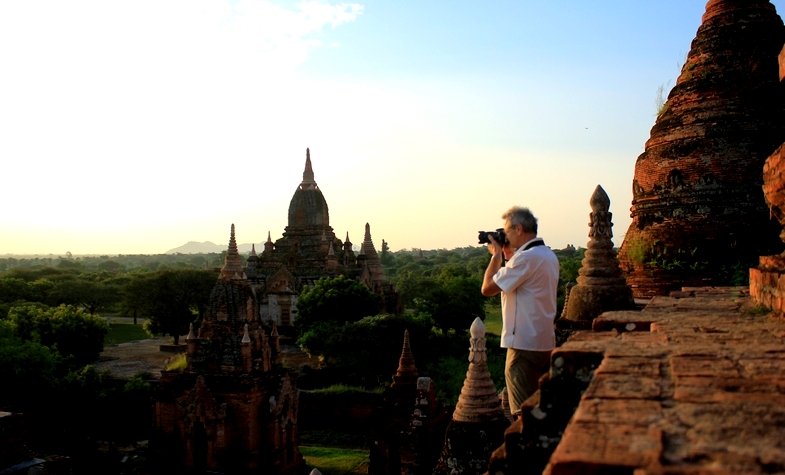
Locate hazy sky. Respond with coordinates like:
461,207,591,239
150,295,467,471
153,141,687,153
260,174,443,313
3,1,784,255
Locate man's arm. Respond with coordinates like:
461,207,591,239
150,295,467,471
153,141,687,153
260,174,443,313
482,254,503,296
482,238,504,296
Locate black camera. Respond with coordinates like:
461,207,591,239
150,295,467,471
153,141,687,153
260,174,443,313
478,228,507,245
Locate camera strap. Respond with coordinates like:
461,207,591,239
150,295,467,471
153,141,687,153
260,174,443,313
522,239,546,251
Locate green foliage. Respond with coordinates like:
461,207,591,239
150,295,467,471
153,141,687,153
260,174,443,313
164,353,188,372
483,301,502,336
53,365,154,446
7,303,109,365
296,275,381,333
416,275,485,332
555,246,583,285
624,236,650,265
0,320,60,409
306,384,384,395
105,323,151,345
388,248,488,333
299,313,432,386
655,82,669,116
141,269,216,344
300,445,369,475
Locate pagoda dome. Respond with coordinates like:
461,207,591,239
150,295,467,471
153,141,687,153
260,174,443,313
288,148,330,229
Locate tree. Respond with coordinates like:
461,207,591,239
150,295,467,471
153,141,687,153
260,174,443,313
296,275,381,332
143,269,216,344
46,276,117,314
427,275,485,332
295,275,381,357
0,276,32,304
6,303,109,365
0,320,59,409
298,313,432,386
117,273,147,324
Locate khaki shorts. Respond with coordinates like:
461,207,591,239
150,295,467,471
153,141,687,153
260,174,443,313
504,347,551,415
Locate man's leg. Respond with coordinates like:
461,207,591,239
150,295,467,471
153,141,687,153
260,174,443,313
505,348,552,415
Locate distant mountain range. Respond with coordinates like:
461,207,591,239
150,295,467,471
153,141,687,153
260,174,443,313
166,241,261,254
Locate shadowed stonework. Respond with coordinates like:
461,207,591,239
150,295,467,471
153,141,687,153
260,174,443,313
434,318,508,475
152,226,304,474
751,43,785,315
618,0,785,298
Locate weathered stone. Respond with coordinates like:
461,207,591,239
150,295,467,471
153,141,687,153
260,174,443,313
546,422,663,474
571,398,662,427
752,93,785,315
564,185,636,321
152,227,304,475
434,318,508,475
370,335,450,475
541,288,785,475
618,0,785,298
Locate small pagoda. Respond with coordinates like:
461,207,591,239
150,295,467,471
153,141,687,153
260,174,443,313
433,318,509,475
563,185,635,322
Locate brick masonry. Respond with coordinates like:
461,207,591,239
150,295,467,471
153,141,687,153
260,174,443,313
543,287,785,475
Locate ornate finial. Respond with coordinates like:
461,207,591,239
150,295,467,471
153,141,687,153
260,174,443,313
468,317,486,364
590,184,611,213
364,222,371,240
267,231,272,243
588,185,613,241
301,148,317,189
250,243,257,257
241,324,251,344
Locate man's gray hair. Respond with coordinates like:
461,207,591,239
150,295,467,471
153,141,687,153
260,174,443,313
502,206,538,234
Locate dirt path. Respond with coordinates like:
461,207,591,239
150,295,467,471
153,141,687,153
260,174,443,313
96,338,176,379
96,337,319,380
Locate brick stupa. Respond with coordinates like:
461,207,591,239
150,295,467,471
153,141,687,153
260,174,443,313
618,0,785,298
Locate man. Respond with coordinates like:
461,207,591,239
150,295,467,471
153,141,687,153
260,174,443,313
481,206,559,417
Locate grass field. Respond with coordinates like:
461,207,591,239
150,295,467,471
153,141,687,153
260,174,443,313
484,301,502,336
105,323,150,345
300,445,369,475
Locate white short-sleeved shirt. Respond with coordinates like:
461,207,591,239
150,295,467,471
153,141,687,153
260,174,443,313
492,238,559,351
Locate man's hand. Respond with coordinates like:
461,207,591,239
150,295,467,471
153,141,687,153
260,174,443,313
487,235,503,258
488,235,515,261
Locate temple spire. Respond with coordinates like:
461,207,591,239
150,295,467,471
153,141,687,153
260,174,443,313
360,223,378,258
300,148,317,190
392,329,418,389
220,224,244,280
